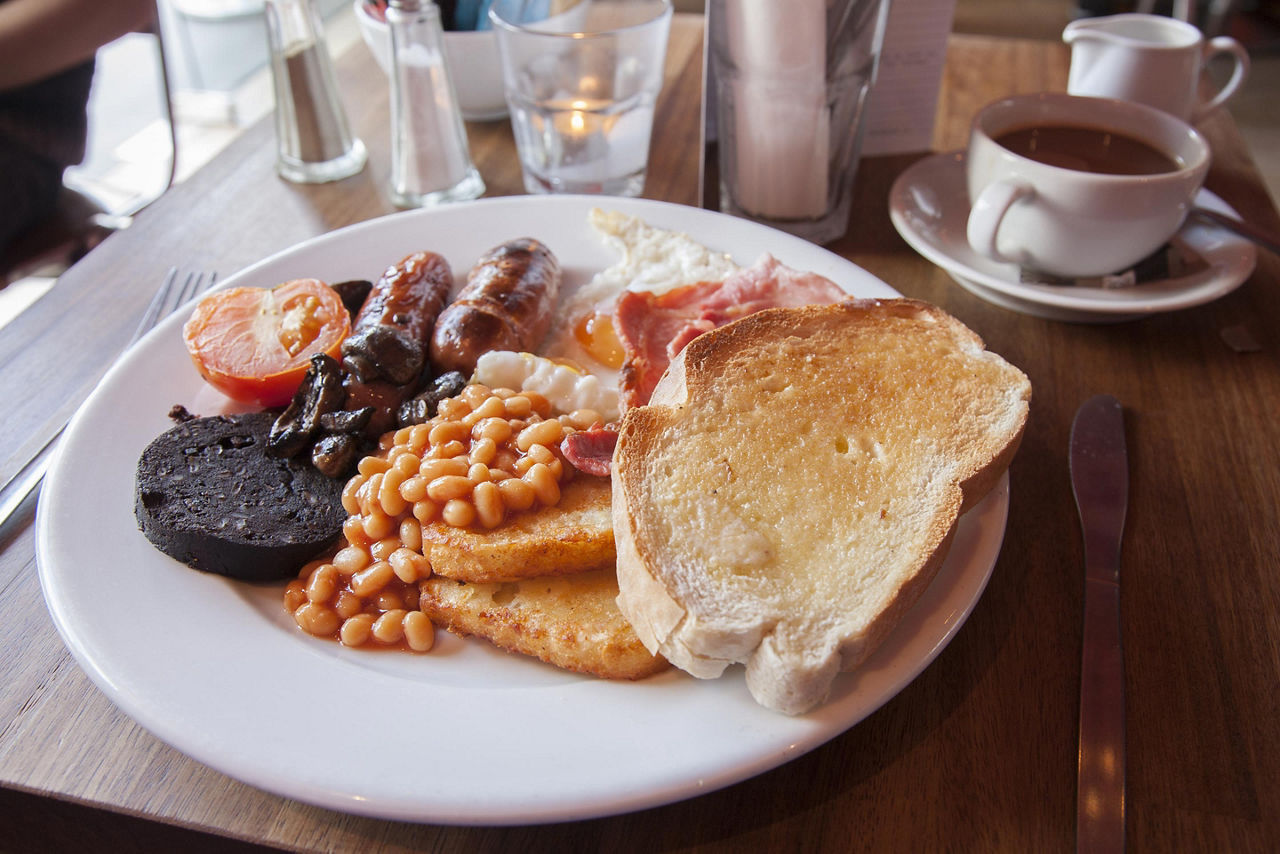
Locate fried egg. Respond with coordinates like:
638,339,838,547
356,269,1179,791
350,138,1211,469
543,209,740,374
474,351,620,422
582,208,740,298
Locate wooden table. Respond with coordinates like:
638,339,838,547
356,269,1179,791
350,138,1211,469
3,18,1278,852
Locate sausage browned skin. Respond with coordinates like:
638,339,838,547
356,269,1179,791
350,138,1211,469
342,251,453,385
343,375,413,439
430,238,561,375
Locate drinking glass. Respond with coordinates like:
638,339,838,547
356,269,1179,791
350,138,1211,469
489,0,673,197
708,0,890,244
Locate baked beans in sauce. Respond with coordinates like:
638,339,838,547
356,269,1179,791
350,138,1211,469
285,383,603,650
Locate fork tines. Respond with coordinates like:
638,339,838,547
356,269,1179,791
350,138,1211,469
131,268,217,343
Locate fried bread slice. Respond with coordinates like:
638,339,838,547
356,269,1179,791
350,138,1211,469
419,566,668,680
612,299,1031,714
421,475,614,583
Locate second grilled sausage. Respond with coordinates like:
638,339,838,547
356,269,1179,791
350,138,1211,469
430,238,560,375
342,251,453,385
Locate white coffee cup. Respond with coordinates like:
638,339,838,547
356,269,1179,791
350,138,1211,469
966,92,1210,278
1064,13,1249,124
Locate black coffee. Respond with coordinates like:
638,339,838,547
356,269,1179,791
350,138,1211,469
995,124,1180,175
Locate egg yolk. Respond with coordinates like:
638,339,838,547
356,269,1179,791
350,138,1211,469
573,312,625,370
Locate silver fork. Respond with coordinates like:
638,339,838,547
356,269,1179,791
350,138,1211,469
0,268,218,529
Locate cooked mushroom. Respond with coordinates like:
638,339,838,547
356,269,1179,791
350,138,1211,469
311,433,361,479
396,370,467,427
268,354,346,459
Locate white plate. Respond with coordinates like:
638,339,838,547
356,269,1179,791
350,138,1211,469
37,195,1009,825
889,150,1257,322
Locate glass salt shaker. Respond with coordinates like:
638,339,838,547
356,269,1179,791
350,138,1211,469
263,0,367,183
386,0,485,207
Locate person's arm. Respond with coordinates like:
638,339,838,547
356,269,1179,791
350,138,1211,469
0,0,158,90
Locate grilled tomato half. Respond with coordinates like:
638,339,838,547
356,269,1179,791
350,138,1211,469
183,278,350,407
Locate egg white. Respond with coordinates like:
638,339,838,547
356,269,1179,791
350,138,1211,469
474,351,620,422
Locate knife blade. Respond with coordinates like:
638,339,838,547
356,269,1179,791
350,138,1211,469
1070,394,1128,854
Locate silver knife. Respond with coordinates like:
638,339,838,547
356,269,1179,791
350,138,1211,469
1070,394,1128,854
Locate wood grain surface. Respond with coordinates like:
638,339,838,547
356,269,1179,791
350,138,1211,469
2,18,1278,853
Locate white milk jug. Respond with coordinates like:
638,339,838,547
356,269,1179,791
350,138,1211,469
1063,13,1249,124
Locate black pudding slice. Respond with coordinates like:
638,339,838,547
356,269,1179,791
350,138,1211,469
135,411,346,581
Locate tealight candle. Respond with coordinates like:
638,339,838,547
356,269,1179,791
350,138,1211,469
490,0,672,197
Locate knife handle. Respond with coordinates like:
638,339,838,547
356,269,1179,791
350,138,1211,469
1077,576,1125,854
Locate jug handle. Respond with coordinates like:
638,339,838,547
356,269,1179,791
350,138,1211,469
1192,36,1251,123
968,179,1034,265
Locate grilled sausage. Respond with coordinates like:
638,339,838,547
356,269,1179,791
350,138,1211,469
343,375,414,439
342,251,453,385
430,238,560,375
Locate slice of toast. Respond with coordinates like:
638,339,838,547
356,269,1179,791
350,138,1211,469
421,475,614,583
419,566,668,680
612,299,1031,714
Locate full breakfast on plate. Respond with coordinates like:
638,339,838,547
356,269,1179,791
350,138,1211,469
133,208,1031,714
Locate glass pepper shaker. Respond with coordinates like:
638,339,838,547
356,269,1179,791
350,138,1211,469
263,0,367,183
386,0,485,207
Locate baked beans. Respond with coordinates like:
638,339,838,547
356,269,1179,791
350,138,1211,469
348,383,575,532
286,382,585,652
288,548,425,651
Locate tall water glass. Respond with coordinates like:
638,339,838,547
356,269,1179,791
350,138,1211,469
709,0,890,244
489,0,672,197
264,0,367,183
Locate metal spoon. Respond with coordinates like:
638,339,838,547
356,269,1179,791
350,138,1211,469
1190,207,1280,257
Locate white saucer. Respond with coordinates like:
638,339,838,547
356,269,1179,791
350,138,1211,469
888,150,1257,323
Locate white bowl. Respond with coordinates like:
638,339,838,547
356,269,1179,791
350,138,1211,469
353,0,508,121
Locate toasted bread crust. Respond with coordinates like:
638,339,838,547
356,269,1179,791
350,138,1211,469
613,299,1030,713
422,476,614,583
420,567,669,680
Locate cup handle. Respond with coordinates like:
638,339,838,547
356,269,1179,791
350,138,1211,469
967,179,1034,264
1192,36,1251,123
